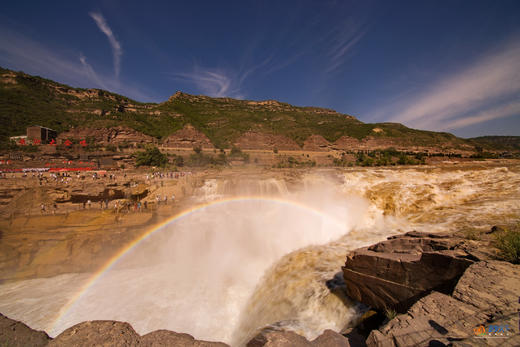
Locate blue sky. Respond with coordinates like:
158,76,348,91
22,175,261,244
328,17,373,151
1,0,519,138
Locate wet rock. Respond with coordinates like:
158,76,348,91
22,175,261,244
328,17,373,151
49,320,141,346
343,232,475,312
0,313,50,347
141,329,229,346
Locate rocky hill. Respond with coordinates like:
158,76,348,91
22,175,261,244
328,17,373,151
0,66,512,153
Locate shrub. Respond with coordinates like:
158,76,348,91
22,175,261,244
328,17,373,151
174,155,184,167
230,146,242,155
494,227,520,264
384,308,397,321
105,144,117,152
135,146,168,167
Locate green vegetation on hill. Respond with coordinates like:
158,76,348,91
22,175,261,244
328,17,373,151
0,67,512,152
470,136,520,152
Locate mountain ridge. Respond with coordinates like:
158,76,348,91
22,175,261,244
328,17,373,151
0,66,515,153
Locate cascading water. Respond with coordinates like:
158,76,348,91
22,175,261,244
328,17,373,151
0,166,519,345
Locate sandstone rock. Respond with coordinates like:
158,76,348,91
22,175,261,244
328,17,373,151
311,329,351,346
0,313,50,347
247,328,353,347
452,260,520,335
49,320,141,346
49,320,231,346
57,127,154,146
343,232,475,311
162,124,214,149
302,135,331,152
367,291,489,347
366,260,520,346
141,329,229,346
70,184,125,203
234,131,301,150
247,329,312,346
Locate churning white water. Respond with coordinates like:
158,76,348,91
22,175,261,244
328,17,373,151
0,165,519,345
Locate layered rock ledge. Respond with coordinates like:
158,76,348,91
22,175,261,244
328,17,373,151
342,230,520,346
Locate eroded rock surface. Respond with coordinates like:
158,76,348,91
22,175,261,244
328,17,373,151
366,260,520,347
0,313,50,347
247,328,352,347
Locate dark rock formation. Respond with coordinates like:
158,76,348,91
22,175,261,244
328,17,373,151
0,313,50,347
366,260,520,346
342,231,477,312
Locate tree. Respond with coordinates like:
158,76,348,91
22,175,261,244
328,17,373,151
135,146,168,167
174,155,184,167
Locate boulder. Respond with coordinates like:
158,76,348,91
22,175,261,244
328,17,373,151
141,329,229,346
246,329,312,347
49,320,231,346
311,329,352,346
246,328,352,347
343,232,476,312
49,321,141,346
0,313,50,347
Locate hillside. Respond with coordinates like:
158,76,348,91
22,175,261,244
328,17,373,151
0,67,495,152
470,136,520,152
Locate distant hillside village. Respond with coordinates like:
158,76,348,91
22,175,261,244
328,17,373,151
10,125,57,145
1,123,518,173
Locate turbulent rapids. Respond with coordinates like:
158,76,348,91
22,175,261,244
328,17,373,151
0,165,519,345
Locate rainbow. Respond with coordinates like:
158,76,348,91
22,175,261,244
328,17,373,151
50,196,345,332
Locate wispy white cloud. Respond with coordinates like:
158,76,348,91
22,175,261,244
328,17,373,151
79,53,108,90
387,38,520,131
172,58,271,99
0,27,154,102
325,22,366,73
174,68,237,98
89,12,122,78
440,101,520,131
